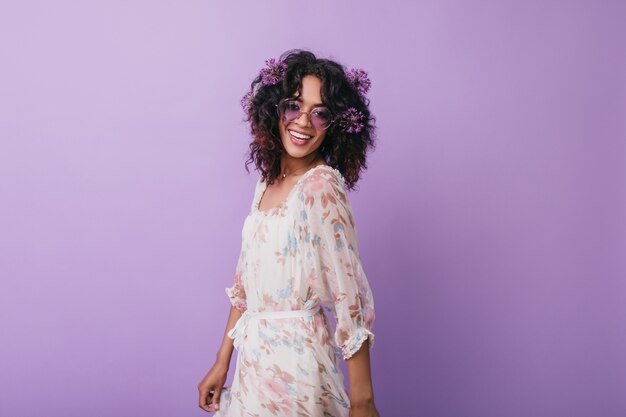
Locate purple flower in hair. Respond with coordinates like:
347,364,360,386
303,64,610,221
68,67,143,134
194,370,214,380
240,91,253,113
346,68,371,96
260,58,287,85
339,107,366,134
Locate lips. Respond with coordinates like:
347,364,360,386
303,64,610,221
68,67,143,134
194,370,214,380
288,129,313,140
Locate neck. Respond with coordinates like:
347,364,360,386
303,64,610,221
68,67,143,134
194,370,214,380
280,153,324,177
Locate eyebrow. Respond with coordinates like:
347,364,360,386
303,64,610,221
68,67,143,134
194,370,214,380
290,96,326,108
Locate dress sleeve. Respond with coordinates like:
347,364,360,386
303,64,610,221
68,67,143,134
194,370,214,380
225,177,261,313
299,170,375,360
225,248,247,312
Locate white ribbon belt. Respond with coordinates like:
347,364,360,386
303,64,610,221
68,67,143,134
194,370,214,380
228,305,321,352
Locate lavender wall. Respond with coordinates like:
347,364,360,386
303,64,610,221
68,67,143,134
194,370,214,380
1,1,624,416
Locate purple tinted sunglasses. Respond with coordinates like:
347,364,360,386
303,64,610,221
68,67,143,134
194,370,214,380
275,98,336,131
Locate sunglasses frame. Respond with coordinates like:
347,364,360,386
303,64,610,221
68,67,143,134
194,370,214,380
275,98,337,131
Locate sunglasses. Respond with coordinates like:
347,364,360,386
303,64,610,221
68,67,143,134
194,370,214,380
275,98,336,131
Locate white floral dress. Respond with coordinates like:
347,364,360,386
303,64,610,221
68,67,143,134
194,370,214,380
216,164,375,417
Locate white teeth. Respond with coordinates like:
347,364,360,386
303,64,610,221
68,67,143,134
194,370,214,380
289,130,313,140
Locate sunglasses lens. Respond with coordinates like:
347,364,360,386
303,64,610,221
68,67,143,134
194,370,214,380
311,109,332,130
280,101,301,122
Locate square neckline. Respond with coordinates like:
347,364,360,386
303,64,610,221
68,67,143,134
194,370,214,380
253,164,333,216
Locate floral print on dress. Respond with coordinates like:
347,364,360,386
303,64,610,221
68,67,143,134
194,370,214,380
219,164,375,417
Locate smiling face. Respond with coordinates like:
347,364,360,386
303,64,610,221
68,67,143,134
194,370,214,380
278,75,328,160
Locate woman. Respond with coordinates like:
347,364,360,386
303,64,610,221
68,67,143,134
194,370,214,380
198,49,379,417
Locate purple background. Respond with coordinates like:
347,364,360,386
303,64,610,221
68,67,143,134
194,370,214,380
1,1,625,416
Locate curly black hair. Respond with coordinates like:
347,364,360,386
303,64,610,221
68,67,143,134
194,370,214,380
242,49,376,190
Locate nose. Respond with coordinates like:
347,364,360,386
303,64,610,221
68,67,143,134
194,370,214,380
294,112,312,128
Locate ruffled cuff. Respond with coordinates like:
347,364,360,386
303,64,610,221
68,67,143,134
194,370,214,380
340,327,375,360
225,286,247,312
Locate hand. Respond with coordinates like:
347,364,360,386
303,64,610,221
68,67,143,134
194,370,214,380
350,399,380,417
197,362,228,412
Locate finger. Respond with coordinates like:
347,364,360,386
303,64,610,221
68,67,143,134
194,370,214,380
210,387,222,411
198,388,213,412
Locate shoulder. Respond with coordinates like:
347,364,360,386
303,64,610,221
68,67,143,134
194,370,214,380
297,165,353,216
301,165,346,194
300,165,348,201
297,165,358,240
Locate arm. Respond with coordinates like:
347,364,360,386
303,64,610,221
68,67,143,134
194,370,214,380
346,340,379,416
198,253,247,412
299,170,378,416
197,305,242,412
215,305,242,367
